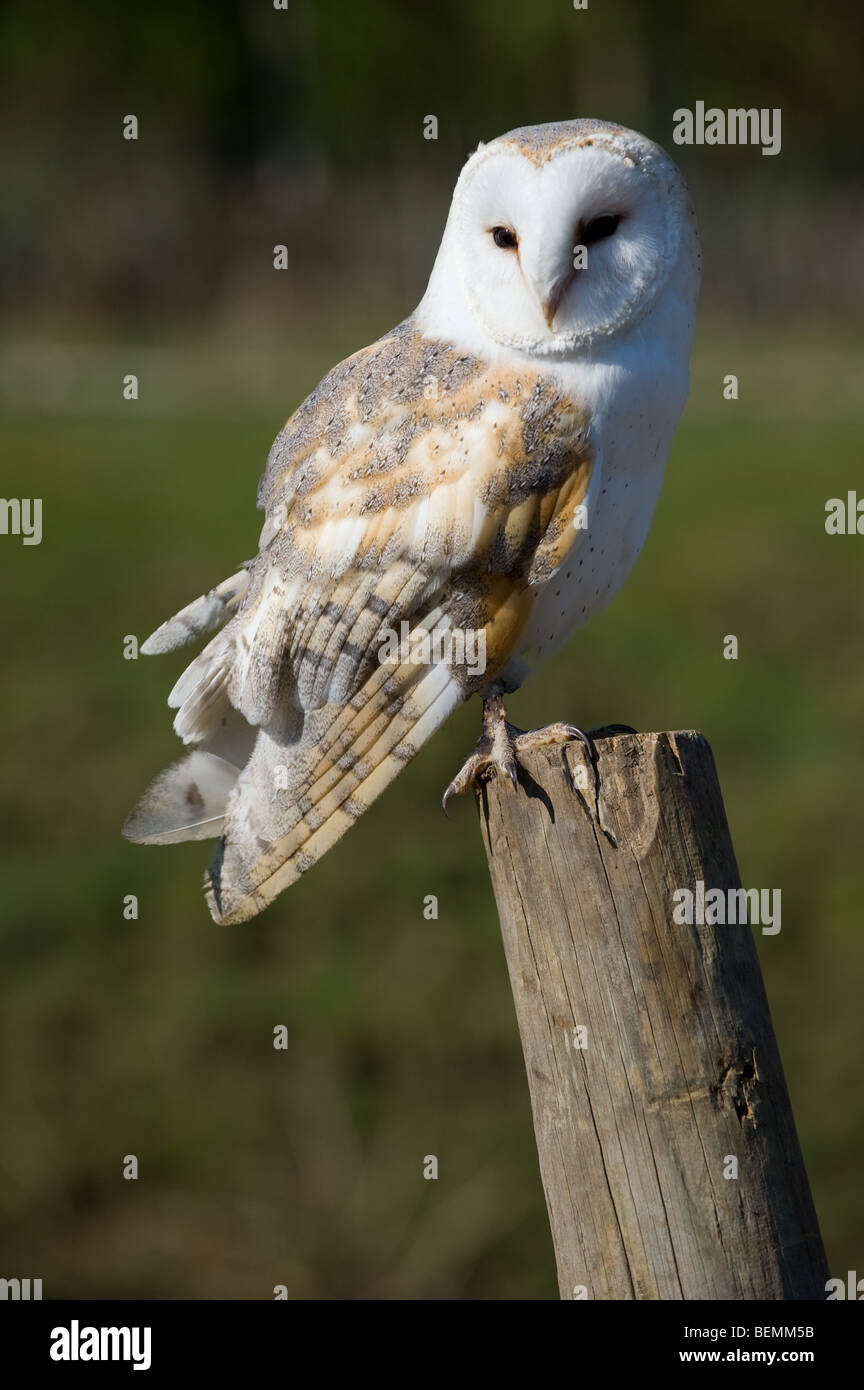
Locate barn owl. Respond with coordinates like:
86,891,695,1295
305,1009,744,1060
124,118,700,924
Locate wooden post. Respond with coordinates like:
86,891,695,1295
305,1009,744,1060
477,729,828,1300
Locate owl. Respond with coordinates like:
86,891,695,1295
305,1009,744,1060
124,118,700,924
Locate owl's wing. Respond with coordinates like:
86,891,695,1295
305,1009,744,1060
127,321,593,922
241,324,593,715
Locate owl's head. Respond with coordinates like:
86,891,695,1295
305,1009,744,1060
421,119,699,357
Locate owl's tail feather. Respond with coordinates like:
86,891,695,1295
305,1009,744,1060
140,569,250,656
125,568,257,843
205,640,463,924
122,749,242,845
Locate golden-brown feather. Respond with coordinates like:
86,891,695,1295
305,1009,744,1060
130,318,595,922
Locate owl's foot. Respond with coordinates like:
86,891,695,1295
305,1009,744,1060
442,694,517,812
441,695,595,812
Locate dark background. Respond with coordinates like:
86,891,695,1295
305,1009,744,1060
1,0,861,1297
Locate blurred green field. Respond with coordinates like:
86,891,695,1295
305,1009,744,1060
1,317,861,1298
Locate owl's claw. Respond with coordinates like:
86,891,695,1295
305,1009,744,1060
442,697,600,810
442,695,518,813
441,750,517,813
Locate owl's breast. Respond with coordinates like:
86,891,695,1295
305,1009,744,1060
520,365,682,663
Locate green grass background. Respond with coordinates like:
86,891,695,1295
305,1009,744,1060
0,316,861,1297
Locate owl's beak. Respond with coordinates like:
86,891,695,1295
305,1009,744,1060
540,268,577,330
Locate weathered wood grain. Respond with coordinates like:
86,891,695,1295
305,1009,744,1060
477,730,827,1300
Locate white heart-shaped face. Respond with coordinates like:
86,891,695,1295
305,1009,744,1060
446,128,690,355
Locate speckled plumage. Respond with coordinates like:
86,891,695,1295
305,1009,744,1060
125,118,699,923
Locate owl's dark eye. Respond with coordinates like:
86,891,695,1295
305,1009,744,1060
582,213,621,246
491,225,518,249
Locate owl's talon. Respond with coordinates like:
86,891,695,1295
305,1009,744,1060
441,692,520,809
441,742,516,812
511,721,594,759
442,699,600,809
442,752,488,813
